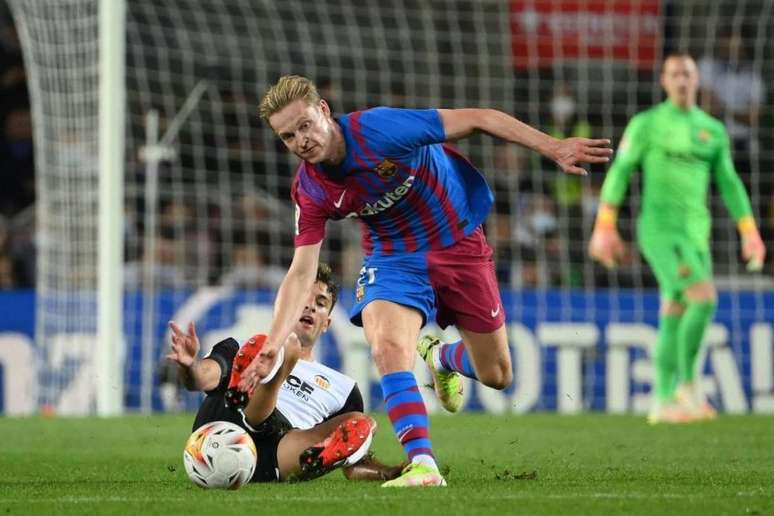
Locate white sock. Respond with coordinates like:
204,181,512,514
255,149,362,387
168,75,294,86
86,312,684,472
412,454,439,471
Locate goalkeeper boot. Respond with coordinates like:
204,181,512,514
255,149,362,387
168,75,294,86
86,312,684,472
647,401,693,425
224,334,267,409
299,414,376,480
381,462,447,487
417,335,463,413
676,383,717,421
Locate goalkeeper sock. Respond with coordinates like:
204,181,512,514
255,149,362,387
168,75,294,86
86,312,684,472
652,314,681,402
380,371,437,468
437,340,478,379
677,301,717,383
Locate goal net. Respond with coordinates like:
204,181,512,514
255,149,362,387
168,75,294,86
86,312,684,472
9,0,774,415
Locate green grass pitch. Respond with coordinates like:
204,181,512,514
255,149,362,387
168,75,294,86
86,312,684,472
1,414,772,515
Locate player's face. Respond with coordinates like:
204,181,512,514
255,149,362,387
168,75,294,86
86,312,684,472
269,99,336,164
661,56,699,108
293,281,333,347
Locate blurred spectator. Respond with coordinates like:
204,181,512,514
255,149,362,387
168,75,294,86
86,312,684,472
0,16,26,110
124,226,189,288
511,193,561,287
698,28,764,177
0,107,34,216
124,199,212,288
546,82,591,141
0,252,15,288
219,228,285,289
490,143,531,284
0,215,32,289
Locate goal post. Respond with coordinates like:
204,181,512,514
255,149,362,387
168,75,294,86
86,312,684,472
97,0,126,416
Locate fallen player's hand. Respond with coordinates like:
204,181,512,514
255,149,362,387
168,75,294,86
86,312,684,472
166,321,199,367
588,227,626,269
742,230,766,272
552,137,612,176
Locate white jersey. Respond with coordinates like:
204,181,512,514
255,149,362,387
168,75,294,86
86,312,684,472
275,359,356,430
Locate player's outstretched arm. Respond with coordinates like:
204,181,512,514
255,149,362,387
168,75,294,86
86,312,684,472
166,321,221,391
239,242,322,391
438,108,612,175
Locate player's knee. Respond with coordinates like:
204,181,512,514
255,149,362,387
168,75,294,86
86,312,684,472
371,335,413,370
479,361,513,390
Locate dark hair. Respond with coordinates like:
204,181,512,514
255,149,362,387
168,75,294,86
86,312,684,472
316,262,339,310
663,52,695,63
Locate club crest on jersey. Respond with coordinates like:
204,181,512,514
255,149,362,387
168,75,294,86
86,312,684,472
374,159,397,179
314,375,331,390
356,285,365,302
696,129,710,144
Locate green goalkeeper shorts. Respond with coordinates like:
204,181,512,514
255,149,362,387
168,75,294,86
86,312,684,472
638,232,713,302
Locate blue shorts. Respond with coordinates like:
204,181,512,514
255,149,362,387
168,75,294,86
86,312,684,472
349,227,505,333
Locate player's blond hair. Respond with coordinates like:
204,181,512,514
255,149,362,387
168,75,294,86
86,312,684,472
258,75,321,123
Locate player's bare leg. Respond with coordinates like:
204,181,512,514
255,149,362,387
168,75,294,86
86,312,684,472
276,412,376,481
457,325,512,389
363,300,422,375
362,300,446,487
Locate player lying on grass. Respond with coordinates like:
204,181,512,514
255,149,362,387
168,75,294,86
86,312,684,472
167,263,404,482
588,54,766,424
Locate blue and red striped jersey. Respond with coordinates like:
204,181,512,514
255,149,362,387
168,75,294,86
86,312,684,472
291,107,493,256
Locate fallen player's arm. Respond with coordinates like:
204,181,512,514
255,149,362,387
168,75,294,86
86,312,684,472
167,320,222,392
177,358,221,392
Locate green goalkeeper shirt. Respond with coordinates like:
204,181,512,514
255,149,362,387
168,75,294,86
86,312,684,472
600,100,753,250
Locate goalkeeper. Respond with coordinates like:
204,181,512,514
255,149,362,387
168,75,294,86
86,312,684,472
588,54,766,424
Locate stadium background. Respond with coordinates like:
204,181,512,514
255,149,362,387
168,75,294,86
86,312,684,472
0,0,773,416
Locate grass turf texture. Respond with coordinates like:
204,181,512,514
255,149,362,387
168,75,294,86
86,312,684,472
1,414,772,515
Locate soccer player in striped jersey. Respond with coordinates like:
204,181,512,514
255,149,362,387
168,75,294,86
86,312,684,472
239,75,611,486
588,54,766,424
167,264,403,482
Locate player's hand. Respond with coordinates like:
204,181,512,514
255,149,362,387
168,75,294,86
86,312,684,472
741,229,766,272
588,227,626,268
551,137,612,176
166,321,200,367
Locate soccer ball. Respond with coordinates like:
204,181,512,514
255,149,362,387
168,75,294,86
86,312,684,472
183,421,257,489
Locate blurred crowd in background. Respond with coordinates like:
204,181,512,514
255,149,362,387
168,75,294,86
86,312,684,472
1,1,773,292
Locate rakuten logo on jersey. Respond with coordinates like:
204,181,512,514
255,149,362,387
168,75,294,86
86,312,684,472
346,176,415,218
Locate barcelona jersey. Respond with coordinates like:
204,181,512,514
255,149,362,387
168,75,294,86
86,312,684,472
291,107,494,256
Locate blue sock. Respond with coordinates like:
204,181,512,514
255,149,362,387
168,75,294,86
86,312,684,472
438,340,478,379
380,371,435,462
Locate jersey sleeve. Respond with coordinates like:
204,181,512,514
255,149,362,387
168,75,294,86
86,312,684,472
291,165,329,247
356,107,446,155
202,337,240,395
324,384,364,422
712,126,754,222
600,112,649,206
